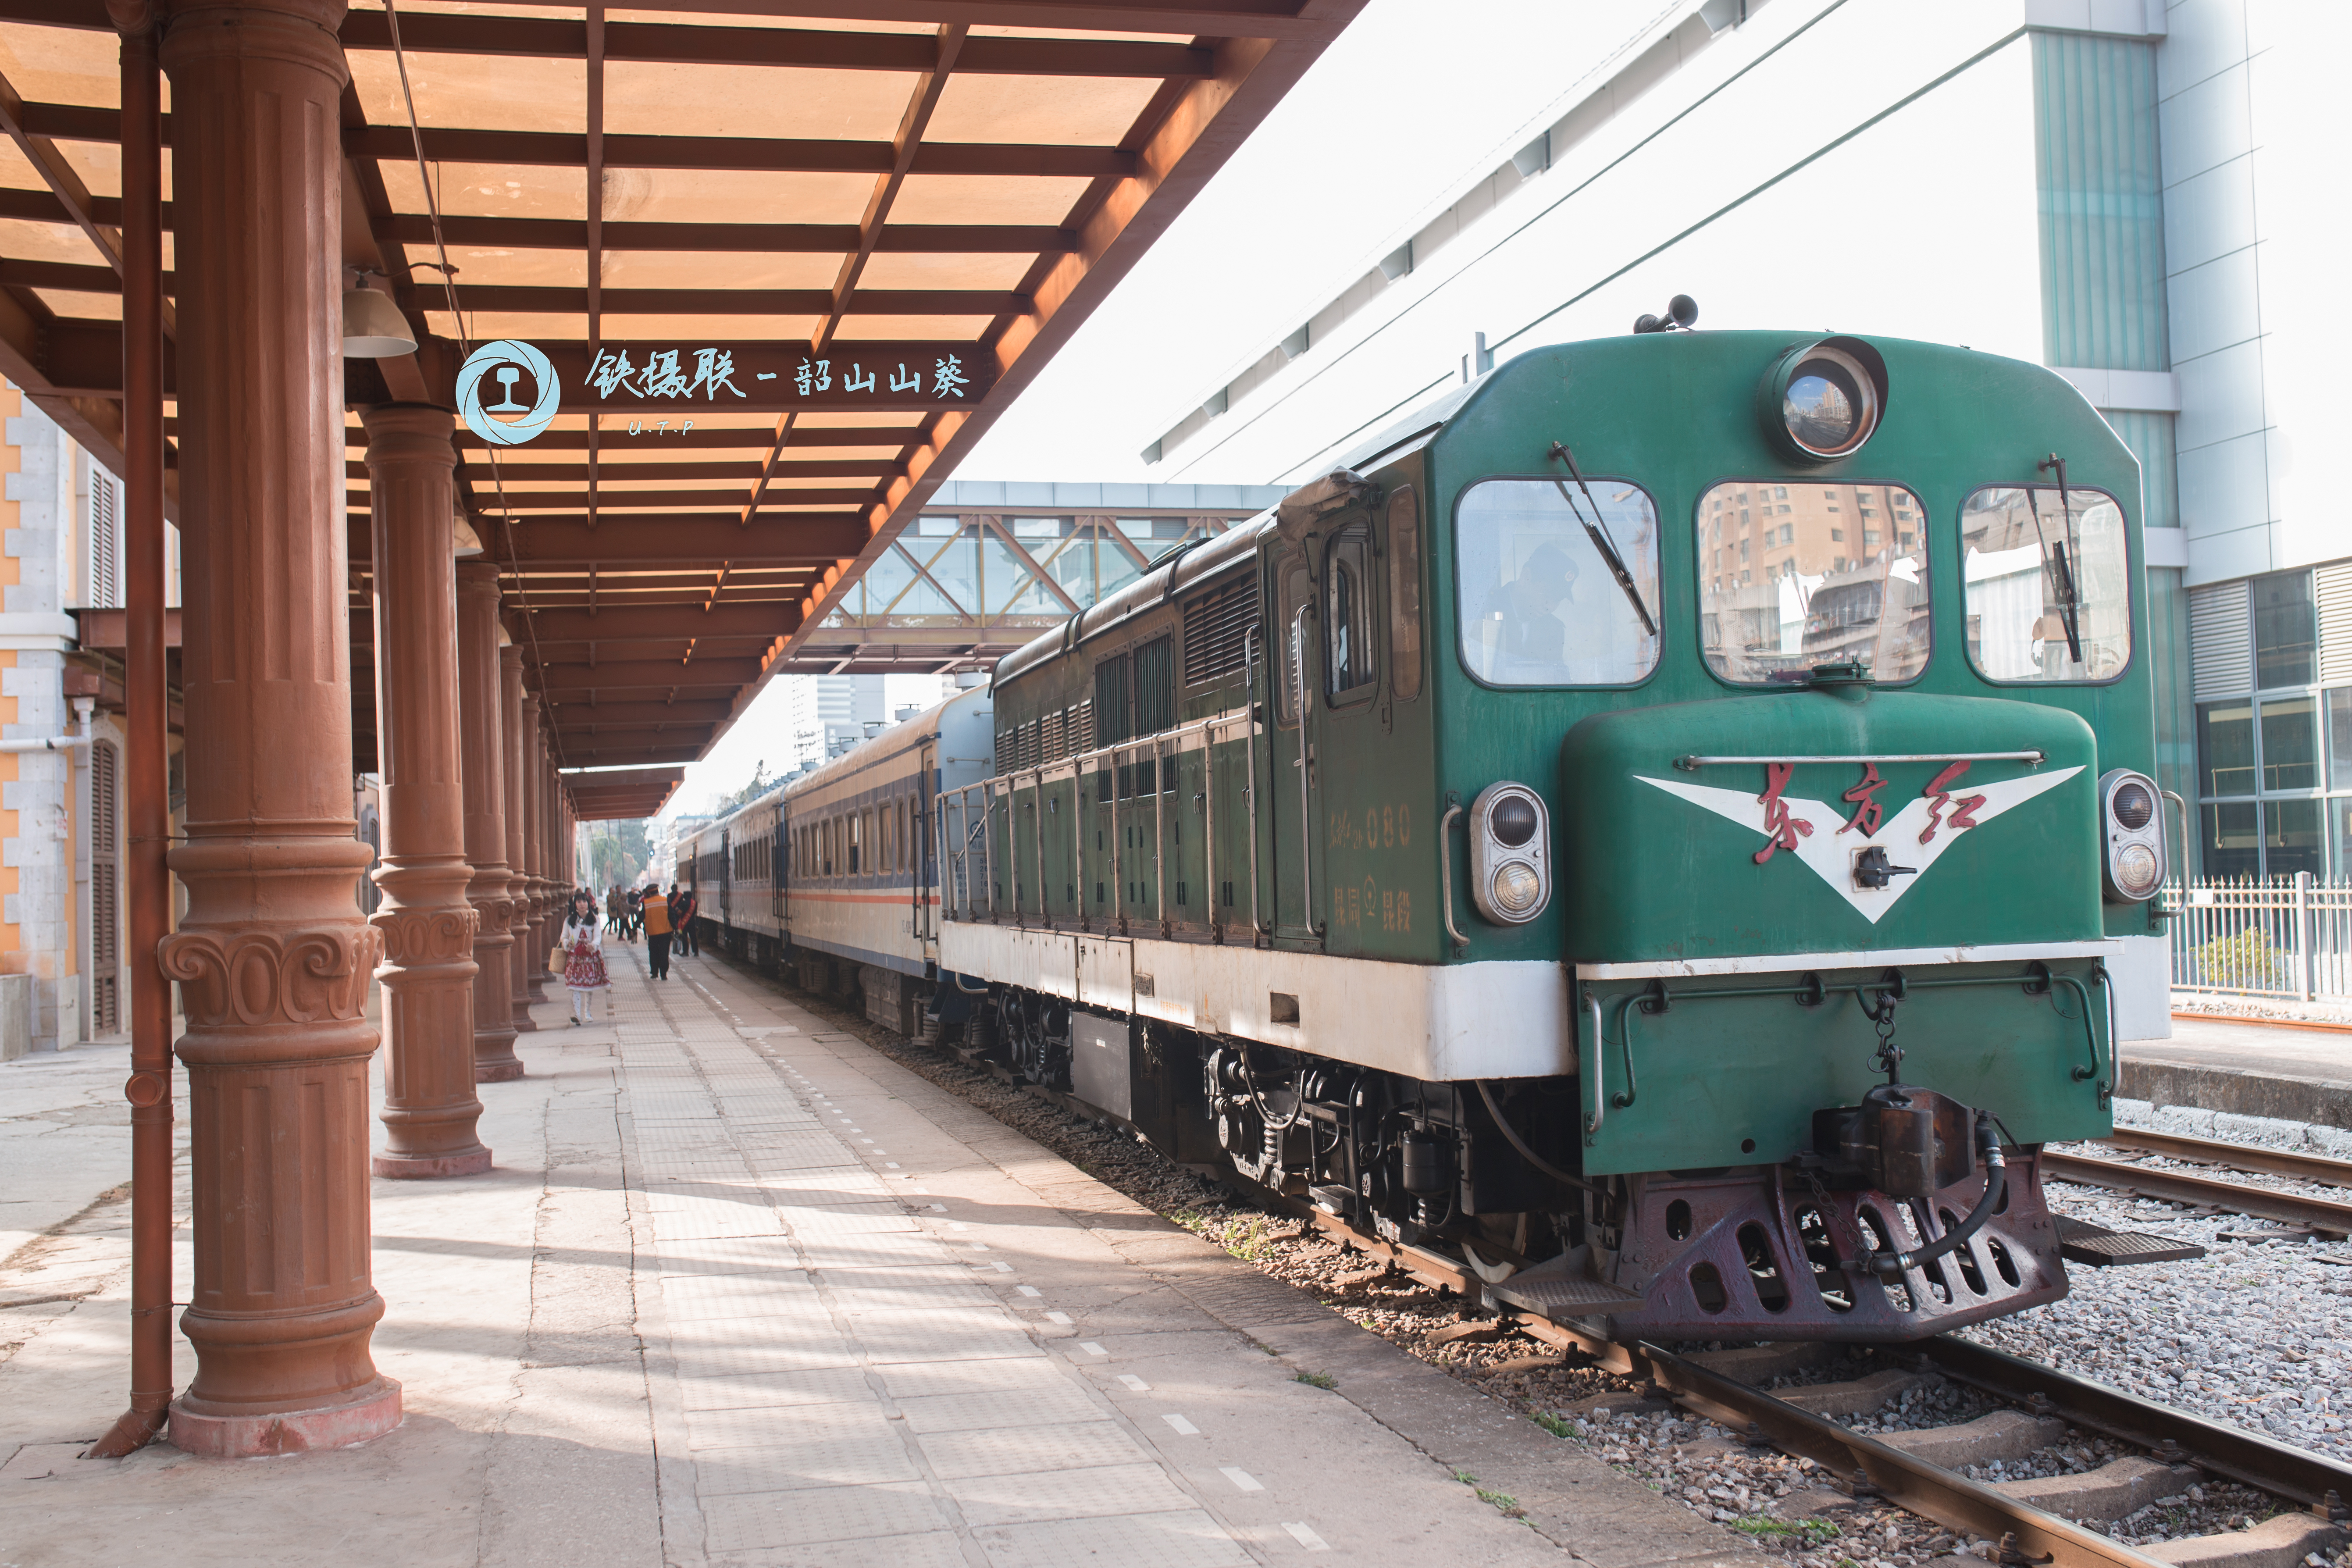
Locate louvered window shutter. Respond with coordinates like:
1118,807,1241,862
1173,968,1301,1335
2189,582,2253,703
2317,563,2352,687
89,473,120,609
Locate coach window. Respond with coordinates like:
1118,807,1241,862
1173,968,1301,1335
1961,485,2130,683
1388,488,1422,701
1458,478,1661,686
1696,480,1929,684
1325,521,1377,700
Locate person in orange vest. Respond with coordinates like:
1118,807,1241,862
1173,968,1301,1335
640,879,673,979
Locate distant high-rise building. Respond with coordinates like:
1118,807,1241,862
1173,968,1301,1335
780,673,960,771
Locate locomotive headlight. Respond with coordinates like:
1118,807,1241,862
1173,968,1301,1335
1491,862,1542,915
2098,767,2167,902
1468,782,1551,925
1759,336,1888,463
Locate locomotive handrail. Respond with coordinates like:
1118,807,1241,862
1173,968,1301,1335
1440,801,1467,950
1582,988,1607,1138
1673,750,2046,770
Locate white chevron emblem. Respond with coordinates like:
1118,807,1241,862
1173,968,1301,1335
1636,766,2084,923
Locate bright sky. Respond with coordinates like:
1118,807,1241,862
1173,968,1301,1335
641,1,1635,823
962,0,1643,487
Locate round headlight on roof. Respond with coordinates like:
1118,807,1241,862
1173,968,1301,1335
1759,337,1889,463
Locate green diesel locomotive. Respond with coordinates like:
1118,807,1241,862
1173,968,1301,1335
932,317,2169,1342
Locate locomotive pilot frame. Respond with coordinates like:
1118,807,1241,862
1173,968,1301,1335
683,324,2171,1342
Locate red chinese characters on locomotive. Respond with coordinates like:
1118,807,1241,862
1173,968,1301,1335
1919,760,1987,845
1753,762,1814,865
1837,763,1886,838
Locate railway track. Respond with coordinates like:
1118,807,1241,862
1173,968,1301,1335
2047,1130,2352,1241
1295,1206,2352,1568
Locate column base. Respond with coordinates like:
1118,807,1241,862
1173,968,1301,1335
371,1147,493,1179
169,1376,402,1458
475,1059,525,1083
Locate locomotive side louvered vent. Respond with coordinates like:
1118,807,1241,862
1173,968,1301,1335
1183,578,1256,686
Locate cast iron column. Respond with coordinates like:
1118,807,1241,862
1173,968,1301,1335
457,564,522,1081
520,692,549,1001
157,0,399,1454
361,404,489,1179
499,645,533,1032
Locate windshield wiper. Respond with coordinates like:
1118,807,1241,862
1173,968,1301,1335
1546,441,1657,637
2024,457,2083,665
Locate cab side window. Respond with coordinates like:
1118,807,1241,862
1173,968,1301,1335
1325,521,1376,698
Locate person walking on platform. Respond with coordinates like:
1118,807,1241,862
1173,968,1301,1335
624,886,642,942
560,890,610,1026
671,884,698,958
605,884,624,937
641,879,673,979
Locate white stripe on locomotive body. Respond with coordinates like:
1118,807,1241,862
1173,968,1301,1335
939,921,1567,1081
681,685,994,979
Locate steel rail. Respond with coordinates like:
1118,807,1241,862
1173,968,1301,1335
1288,1205,2340,1568
2099,1127,2352,1190
1912,1336,2352,1517
2041,1150,2352,1238
1635,1342,2177,1568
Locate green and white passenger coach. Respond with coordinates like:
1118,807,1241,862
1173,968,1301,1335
695,319,2174,1342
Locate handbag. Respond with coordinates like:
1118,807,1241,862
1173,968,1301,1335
547,944,567,976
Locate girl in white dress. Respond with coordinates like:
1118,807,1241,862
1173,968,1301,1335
559,890,610,1026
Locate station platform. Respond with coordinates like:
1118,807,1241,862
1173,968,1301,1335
2120,1013,2352,1129
0,939,1739,1568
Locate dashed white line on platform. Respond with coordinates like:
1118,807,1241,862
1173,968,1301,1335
1220,1467,1264,1493
1117,1375,1150,1392
1079,1342,1107,1357
1016,1285,1041,1297
1282,1522,1330,1551
1045,1311,1071,1325
1160,1414,1198,1436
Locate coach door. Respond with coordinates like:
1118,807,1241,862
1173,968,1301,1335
916,740,937,953
1268,545,1326,946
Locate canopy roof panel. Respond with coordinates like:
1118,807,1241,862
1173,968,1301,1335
0,0,1360,787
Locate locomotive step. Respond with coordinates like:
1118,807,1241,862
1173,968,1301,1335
2054,1215,2210,1267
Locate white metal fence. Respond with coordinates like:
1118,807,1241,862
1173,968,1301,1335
2162,876,2352,1001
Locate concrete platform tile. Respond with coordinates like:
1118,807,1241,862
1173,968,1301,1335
782,1210,919,1237
651,1206,788,1242
709,1530,970,1568
689,1436,927,1496
917,1420,1151,1480
662,1293,839,1327
668,1339,863,1378
827,1280,998,1312
973,1507,1250,1568
793,1234,952,1267
896,1385,1104,1434
875,1356,1074,1400
684,1399,896,1452
943,1461,1198,1526
653,1238,807,1276
705,1478,951,1551
850,1320,1041,1365
677,1364,877,1412
660,1268,815,1302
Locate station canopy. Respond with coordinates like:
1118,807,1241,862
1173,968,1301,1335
0,0,1357,816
